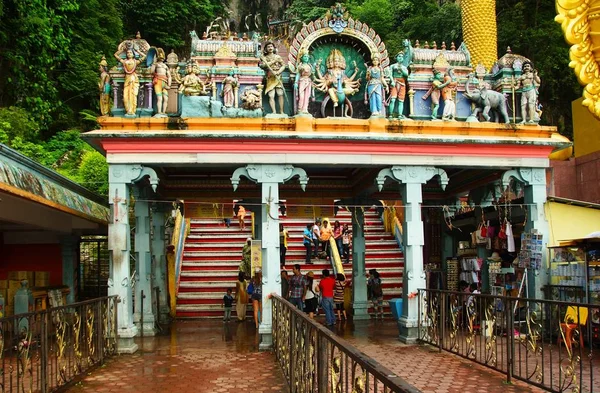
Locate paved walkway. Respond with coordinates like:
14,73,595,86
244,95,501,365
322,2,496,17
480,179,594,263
66,318,553,393
66,320,288,393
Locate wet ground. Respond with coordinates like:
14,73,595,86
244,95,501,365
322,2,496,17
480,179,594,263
65,318,550,393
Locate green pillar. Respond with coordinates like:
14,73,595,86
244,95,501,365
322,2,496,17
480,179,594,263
108,164,159,353
376,166,449,343
350,207,369,320
231,164,308,350
151,206,168,324
61,235,78,304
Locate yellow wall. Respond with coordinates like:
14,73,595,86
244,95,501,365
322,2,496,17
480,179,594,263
572,97,600,157
545,201,600,245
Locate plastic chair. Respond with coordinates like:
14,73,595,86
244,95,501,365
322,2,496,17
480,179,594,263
558,306,589,350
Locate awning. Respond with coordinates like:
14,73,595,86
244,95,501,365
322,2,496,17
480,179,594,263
545,197,600,246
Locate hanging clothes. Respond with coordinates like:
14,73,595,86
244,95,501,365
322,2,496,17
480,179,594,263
506,221,515,252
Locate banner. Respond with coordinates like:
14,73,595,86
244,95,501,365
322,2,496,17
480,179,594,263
251,240,262,276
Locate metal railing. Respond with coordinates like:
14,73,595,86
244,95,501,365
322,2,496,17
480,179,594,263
272,295,421,393
417,289,598,393
0,296,118,392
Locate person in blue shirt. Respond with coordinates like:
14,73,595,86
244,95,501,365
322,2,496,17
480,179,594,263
223,288,234,322
303,223,313,264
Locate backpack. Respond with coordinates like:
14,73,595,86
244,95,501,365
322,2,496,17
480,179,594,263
371,279,383,297
247,282,254,295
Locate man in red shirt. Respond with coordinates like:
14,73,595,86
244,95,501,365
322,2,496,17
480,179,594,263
319,269,337,326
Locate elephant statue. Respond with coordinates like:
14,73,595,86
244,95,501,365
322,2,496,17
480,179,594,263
463,75,510,123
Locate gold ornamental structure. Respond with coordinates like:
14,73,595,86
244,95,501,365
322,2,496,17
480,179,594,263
461,0,498,70
556,0,600,120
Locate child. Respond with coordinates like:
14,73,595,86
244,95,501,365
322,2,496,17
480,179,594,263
237,205,246,230
334,273,347,320
342,224,352,263
223,288,234,322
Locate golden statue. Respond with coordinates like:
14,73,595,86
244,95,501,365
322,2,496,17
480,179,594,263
461,0,497,70
98,56,111,116
114,48,147,116
178,62,208,96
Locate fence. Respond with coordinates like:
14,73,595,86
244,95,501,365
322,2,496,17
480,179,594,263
417,289,598,393
0,296,118,392
271,295,421,393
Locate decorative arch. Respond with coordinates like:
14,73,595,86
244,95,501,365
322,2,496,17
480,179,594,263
288,17,389,69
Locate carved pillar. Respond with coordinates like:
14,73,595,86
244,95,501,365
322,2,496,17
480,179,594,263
133,193,155,336
234,85,239,108
151,206,169,323
350,207,369,319
231,165,308,350
503,168,549,299
108,164,159,353
112,80,120,110
377,166,449,343
146,82,153,112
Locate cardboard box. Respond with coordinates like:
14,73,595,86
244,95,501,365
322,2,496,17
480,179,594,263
34,272,50,287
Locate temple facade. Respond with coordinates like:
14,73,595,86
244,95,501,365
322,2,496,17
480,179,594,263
85,3,569,352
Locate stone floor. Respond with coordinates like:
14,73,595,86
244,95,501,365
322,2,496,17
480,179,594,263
65,320,288,393
64,317,579,393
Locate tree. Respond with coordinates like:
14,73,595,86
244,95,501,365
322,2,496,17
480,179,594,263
78,150,109,196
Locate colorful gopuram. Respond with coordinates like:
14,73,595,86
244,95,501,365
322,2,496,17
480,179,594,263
84,2,569,352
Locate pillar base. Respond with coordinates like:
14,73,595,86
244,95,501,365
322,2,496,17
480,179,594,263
259,326,273,351
117,326,139,354
352,301,370,320
397,316,420,344
134,313,157,336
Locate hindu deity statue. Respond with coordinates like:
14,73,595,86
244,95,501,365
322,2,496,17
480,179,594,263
314,49,360,108
241,86,263,110
259,41,286,114
423,69,456,120
389,51,409,118
113,47,147,117
221,69,238,108
515,60,540,124
179,62,207,96
365,54,389,117
98,56,111,116
293,50,314,115
150,48,172,117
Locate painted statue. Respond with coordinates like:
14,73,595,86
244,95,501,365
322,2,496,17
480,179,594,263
221,69,238,108
464,75,510,123
441,69,458,121
422,70,445,120
98,56,111,116
150,48,172,117
365,54,389,117
241,86,263,110
114,48,147,117
515,60,540,124
179,63,207,96
260,41,286,114
389,40,412,118
293,50,314,114
314,49,360,112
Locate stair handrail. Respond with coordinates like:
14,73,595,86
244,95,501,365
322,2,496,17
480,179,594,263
251,211,255,239
168,209,189,312
328,237,345,279
393,216,404,253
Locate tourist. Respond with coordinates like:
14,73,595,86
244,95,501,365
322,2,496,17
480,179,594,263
319,269,336,326
223,288,234,322
304,271,320,319
367,269,384,318
251,270,263,328
320,219,333,259
239,238,252,277
235,271,248,321
312,219,321,259
342,224,352,263
289,264,307,310
281,270,290,300
334,273,347,320
333,220,343,257
280,223,290,266
237,205,246,230
303,223,313,264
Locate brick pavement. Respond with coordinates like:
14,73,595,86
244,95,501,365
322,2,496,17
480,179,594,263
65,320,288,393
336,319,545,393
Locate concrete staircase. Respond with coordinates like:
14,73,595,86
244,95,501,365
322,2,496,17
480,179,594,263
175,208,404,318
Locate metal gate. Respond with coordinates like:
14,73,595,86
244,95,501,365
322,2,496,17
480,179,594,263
78,236,109,300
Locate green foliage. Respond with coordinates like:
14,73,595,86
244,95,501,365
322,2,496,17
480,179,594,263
0,107,40,141
77,150,109,196
348,0,396,39
119,0,224,52
285,0,337,22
